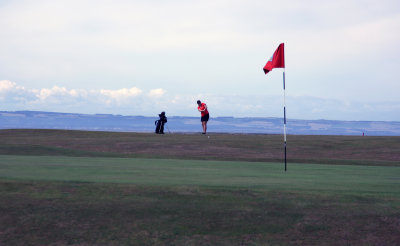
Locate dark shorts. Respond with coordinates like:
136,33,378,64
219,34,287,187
201,114,209,122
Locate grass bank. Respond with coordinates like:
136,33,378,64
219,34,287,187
1,129,400,166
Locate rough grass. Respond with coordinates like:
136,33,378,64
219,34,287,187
1,129,399,165
1,181,399,246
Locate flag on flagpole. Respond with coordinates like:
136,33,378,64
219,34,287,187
263,43,285,74
262,42,287,171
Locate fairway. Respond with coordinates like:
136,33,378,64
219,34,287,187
1,130,400,245
1,155,400,197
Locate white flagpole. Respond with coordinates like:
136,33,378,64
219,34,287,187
283,69,287,171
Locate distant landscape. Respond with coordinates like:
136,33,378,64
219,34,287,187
1,110,400,136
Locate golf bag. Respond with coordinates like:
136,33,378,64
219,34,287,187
155,112,167,134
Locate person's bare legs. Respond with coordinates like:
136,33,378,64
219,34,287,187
202,121,207,134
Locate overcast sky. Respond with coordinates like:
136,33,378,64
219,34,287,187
1,0,399,120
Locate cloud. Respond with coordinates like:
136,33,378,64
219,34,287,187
36,86,83,100
0,80,400,121
1,0,399,109
4,0,397,56
0,80,32,103
100,87,142,99
0,80,16,92
2,0,400,122
99,87,143,106
0,80,27,93
0,81,163,114
148,88,166,97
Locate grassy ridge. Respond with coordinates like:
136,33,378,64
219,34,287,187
1,129,400,165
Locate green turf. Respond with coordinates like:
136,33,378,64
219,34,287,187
1,155,400,245
1,155,399,198
1,129,400,245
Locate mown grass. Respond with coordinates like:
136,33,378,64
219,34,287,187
1,155,399,197
1,155,400,245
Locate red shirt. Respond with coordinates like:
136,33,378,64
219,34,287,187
198,103,209,117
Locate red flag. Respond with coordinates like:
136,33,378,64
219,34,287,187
263,43,285,74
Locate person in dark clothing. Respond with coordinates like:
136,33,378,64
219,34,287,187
155,111,167,134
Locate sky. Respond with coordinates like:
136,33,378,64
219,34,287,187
1,0,400,121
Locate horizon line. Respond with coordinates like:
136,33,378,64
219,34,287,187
1,110,399,123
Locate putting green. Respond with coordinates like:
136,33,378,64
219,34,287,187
1,155,399,197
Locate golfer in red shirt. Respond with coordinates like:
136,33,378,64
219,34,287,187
197,100,209,134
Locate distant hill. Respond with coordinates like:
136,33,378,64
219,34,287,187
1,111,400,136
